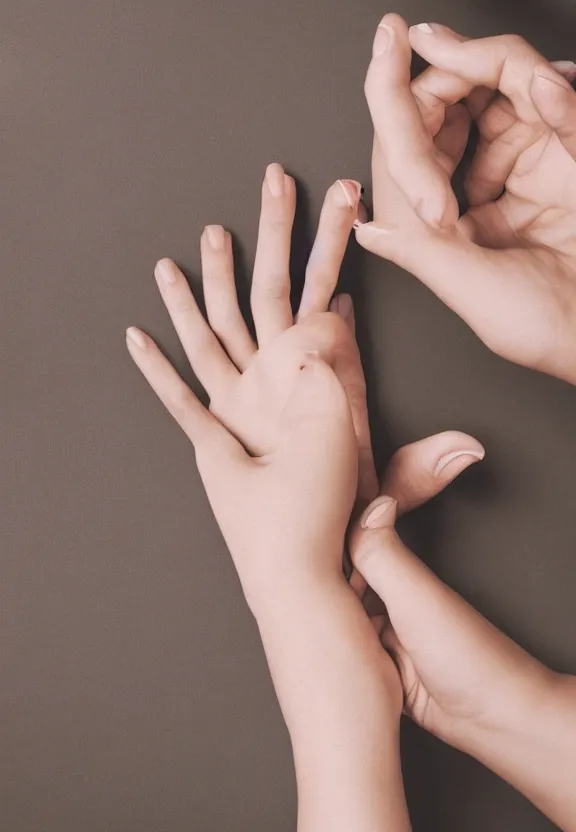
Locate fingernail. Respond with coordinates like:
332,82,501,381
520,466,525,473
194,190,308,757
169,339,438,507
304,349,320,358
155,258,176,285
434,449,485,478
332,293,353,320
266,162,285,197
206,224,225,250
373,24,393,57
362,497,397,530
552,60,576,80
335,179,362,209
415,22,435,34
533,67,573,91
355,221,391,235
126,327,147,350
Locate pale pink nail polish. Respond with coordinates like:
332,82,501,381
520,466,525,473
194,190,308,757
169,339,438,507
373,25,393,57
266,162,285,197
206,224,225,250
415,22,435,34
333,294,353,320
434,449,485,478
335,179,362,209
155,259,176,285
126,327,147,350
362,497,396,529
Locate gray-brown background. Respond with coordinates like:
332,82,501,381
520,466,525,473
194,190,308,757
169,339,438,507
2,1,575,829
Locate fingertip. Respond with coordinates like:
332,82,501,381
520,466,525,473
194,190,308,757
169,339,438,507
433,434,485,480
329,293,354,326
361,496,398,530
126,326,148,351
154,258,178,286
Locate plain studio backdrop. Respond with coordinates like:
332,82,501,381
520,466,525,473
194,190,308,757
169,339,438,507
2,1,575,830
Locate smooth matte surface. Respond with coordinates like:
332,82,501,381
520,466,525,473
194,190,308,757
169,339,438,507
2,1,575,830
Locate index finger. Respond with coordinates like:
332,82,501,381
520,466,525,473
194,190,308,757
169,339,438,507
365,14,458,228
408,24,561,124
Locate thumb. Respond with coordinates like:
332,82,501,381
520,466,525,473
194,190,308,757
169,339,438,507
355,221,521,362
382,430,485,514
530,67,576,158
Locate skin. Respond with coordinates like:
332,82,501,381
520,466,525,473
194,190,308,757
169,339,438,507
349,468,576,832
126,164,411,832
356,14,576,384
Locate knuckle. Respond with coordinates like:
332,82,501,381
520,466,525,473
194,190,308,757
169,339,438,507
351,541,381,571
252,272,290,301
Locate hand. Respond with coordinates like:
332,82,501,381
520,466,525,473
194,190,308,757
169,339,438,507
126,164,373,611
358,14,576,384
127,167,409,832
349,432,576,831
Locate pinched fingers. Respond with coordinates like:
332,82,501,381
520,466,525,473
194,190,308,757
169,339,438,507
409,23,566,126
365,13,458,228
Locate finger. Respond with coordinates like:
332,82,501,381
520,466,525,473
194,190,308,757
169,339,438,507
350,496,542,718
365,13,458,228
530,68,576,158
154,259,238,398
201,225,256,371
328,295,378,505
251,163,296,346
434,103,471,176
350,568,367,599
381,430,485,515
411,34,470,137
465,118,533,207
551,60,576,83
297,180,360,320
125,326,242,460
409,24,560,125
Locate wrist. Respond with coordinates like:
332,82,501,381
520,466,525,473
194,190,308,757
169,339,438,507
450,658,559,756
237,544,346,622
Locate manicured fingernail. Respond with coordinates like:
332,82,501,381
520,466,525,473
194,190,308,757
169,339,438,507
355,221,391,235
434,449,485,478
266,162,285,197
533,66,573,90
415,23,435,34
335,179,362,209
362,497,397,530
373,24,393,57
155,258,176,285
126,327,147,350
205,224,225,250
552,60,576,79
332,293,353,320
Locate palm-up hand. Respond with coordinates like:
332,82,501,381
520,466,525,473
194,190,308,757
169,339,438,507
358,14,576,384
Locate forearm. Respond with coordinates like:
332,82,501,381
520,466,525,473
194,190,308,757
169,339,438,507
456,672,576,832
252,565,411,832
